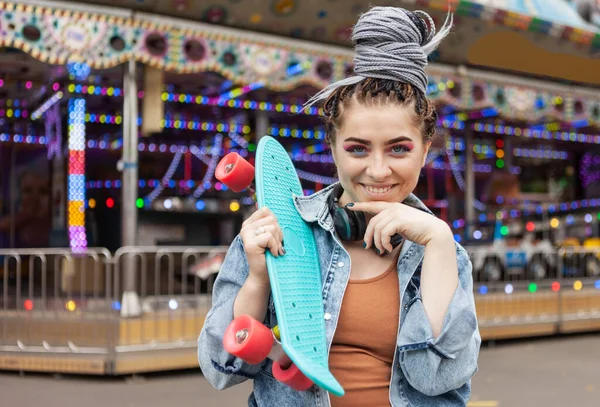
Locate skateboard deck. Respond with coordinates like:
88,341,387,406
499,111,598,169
254,136,344,396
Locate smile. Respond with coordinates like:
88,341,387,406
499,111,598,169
360,184,396,196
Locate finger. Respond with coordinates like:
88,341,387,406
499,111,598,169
250,224,284,256
370,213,390,254
266,232,281,257
246,228,280,257
242,207,271,227
345,201,390,215
363,213,378,250
252,216,284,249
379,215,399,253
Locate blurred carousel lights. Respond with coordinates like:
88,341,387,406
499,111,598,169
68,98,88,252
67,61,91,81
31,92,64,120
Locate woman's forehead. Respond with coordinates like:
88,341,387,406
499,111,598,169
339,104,421,139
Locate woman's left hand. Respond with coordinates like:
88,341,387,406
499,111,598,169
346,201,452,253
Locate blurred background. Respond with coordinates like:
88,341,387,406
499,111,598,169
0,0,599,406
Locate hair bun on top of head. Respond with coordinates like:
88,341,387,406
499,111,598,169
303,7,453,110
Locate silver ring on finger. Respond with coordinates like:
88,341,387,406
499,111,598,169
254,226,266,236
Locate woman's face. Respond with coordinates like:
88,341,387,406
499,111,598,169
331,102,430,206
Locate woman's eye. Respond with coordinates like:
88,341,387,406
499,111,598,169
346,145,367,154
391,145,409,153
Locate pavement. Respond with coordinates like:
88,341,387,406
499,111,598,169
1,333,599,407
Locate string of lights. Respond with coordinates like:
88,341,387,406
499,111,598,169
191,134,223,199
145,150,184,203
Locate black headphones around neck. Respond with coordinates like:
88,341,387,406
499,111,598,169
327,184,404,251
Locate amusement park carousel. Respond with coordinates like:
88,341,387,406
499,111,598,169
1,0,600,375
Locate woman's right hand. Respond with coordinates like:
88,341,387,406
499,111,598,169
240,207,285,285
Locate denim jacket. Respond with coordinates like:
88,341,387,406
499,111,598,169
198,183,481,406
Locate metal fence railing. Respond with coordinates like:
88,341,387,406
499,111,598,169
1,245,600,372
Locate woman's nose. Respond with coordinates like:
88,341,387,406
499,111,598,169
365,157,392,180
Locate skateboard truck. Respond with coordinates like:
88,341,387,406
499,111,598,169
224,315,314,391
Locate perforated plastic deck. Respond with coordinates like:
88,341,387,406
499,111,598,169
255,136,344,396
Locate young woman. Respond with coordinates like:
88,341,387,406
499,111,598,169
199,6,480,406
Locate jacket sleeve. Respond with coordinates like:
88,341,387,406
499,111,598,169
397,244,481,397
198,235,264,390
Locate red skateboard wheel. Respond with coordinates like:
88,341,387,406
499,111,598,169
215,152,255,192
272,361,314,391
223,315,274,365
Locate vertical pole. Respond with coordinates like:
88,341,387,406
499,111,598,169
465,128,475,242
9,145,16,248
120,59,141,317
255,110,268,142
122,59,139,248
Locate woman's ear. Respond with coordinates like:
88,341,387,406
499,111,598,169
421,141,432,167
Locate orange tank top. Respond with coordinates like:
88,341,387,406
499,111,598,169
329,257,400,407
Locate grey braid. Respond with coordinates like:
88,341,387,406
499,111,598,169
303,7,452,110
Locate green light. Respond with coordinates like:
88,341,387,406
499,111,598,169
248,143,256,152
496,159,505,168
500,226,509,236
528,283,537,293
597,212,600,221
136,198,144,209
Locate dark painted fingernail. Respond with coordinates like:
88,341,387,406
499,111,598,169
281,247,286,255
376,248,380,255
363,242,367,249
345,203,354,207
281,240,285,247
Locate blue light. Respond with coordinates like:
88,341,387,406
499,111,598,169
535,98,545,109
112,301,121,311
479,285,488,295
67,61,91,81
196,200,205,210
595,280,600,290
481,108,498,117
453,234,461,242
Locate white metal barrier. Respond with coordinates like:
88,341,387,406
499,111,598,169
1,245,600,373
0,246,227,373
468,245,600,339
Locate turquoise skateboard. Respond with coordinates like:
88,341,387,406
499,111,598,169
215,136,344,396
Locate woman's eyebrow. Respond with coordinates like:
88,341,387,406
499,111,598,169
342,136,413,145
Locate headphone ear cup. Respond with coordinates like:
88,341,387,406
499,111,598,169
352,210,367,241
333,207,354,241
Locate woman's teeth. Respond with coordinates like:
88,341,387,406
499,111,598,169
363,185,393,194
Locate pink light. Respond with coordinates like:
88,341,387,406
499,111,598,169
25,81,32,89
0,79,4,87
53,82,60,91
